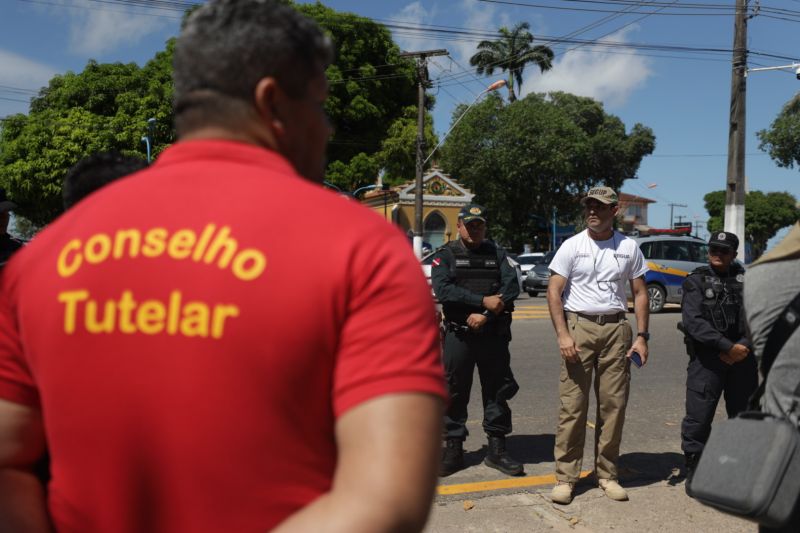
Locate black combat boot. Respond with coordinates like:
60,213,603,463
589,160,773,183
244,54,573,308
484,435,524,476
440,439,465,477
685,452,700,496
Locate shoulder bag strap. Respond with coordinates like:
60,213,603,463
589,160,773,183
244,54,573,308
749,290,800,410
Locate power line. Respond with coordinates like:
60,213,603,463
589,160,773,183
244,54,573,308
0,96,32,103
17,0,183,19
477,0,800,19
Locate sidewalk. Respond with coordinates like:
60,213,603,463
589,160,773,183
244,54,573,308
426,476,756,532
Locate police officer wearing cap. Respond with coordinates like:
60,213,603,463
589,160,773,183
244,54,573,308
679,231,756,486
0,188,23,268
431,203,523,477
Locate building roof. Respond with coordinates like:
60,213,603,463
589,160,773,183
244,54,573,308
619,192,656,204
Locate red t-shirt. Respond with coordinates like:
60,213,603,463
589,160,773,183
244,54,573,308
0,140,446,532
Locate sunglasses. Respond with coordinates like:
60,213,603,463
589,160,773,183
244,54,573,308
709,246,733,256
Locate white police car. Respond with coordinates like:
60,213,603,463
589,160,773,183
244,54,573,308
632,233,708,313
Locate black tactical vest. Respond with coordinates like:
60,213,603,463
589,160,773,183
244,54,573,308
696,264,746,335
442,241,502,324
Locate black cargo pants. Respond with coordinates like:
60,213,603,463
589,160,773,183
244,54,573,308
442,324,519,440
680,350,758,455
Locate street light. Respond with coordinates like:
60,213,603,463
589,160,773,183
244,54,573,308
411,79,506,258
746,62,800,78
141,117,156,163
351,184,378,198
321,182,381,200
423,79,506,166
141,136,152,163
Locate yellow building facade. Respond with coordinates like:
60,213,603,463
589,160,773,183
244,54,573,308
361,168,475,251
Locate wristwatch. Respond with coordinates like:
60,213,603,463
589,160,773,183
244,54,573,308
637,332,650,341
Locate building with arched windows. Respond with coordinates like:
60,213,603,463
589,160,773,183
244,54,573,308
360,168,475,251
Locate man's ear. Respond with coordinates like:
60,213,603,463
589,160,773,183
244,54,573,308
253,77,284,139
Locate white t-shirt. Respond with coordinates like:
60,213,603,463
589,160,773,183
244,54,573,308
549,230,648,314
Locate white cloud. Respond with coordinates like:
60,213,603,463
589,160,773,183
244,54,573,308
0,50,57,91
0,50,56,116
390,2,440,53
451,0,503,65
390,0,550,95
522,26,652,108
66,0,170,56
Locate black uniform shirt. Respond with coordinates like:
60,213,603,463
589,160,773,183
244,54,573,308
681,263,749,353
430,239,519,310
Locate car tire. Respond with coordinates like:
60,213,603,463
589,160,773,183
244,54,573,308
647,283,666,313
527,290,538,297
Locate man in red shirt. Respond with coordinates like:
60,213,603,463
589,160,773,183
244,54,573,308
0,2,446,532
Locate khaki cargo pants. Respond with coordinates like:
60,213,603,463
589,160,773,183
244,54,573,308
555,312,632,482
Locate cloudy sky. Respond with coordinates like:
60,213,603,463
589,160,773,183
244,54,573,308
1,0,798,239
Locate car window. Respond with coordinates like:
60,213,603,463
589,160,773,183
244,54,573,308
517,256,545,265
639,241,653,259
648,241,664,260
689,242,708,262
661,241,691,262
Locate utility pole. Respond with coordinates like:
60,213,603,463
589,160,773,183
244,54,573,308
668,203,687,229
694,220,707,239
725,0,748,258
676,215,687,226
400,49,448,259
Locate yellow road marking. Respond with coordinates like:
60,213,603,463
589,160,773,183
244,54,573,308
438,470,593,495
586,421,595,429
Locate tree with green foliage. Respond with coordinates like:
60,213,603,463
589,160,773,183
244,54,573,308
704,190,799,260
469,22,554,103
440,91,655,250
0,49,174,226
757,93,800,170
297,3,437,191
0,4,433,225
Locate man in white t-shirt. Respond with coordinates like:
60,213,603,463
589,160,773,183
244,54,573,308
546,187,650,505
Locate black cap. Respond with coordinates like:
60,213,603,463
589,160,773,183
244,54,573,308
458,204,487,223
708,231,739,250
0,189,16,213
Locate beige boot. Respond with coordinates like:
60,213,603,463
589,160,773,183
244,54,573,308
550,482,574,504
598,479,629,501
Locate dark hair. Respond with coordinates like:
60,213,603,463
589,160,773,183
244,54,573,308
63,152,148,209
173,0,333,134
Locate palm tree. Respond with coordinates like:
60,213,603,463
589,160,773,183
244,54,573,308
469,22,554,102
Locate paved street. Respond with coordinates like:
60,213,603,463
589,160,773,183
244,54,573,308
427,294,756,532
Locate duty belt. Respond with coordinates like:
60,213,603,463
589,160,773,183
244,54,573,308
446,322,471,333
566,311,626,325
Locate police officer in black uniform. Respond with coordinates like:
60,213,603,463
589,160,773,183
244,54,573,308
0,189,23,268
679,231,756,485
431,204,523,477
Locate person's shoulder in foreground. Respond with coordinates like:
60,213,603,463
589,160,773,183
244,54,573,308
0,1,445,532
745,223,800,425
